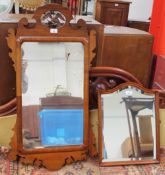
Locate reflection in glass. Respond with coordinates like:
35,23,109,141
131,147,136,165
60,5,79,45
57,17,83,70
101,86,156,162
0,0,13,14
21,42,84,149
82,0,95,15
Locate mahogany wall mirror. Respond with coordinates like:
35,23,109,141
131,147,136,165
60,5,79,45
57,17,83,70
21,41,85,150
0,0,13,15
7,4,95,170
98,82,160,166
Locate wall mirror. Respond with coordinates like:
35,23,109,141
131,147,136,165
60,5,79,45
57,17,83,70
7,4,95,170
98,82,160,166
21,41,84,149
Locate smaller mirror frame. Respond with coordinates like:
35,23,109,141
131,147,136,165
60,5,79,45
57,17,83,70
7,4,96,171
98,82,160,166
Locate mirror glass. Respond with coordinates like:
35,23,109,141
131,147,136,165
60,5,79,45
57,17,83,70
82,0,95,15
0,0,13,14
21,42,84,149
101,86,156,162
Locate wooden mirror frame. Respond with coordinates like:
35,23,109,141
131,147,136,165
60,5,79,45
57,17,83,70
0,0,13,15
98,82,160,166
7,4,94,170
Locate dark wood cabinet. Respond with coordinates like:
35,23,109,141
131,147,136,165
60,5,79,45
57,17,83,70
96,26,154,87
95,0,131,26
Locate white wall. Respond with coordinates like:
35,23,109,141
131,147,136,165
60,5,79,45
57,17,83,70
128,0,154,21
102,88,156,159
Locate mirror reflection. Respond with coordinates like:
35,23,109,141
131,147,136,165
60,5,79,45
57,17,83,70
82,0,95,15
21,42,84,149
0,0,13,14
101,86,156,162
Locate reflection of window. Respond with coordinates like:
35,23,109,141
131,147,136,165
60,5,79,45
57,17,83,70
15,0,45,11
22,59,28,93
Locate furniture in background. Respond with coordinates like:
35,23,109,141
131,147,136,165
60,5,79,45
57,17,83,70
98,82,160,166
0,14,102,106
89,66,141,109
96,25,154,87
0,0,13,15
88,67,165,157
95,0,131,26
127,20,150,32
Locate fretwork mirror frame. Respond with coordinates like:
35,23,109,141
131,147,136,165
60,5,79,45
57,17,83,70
0,0,13,15
7,3,95,170
98,82,160,166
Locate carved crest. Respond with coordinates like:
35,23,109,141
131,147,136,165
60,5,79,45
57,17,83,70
6,29,16,71
15,4,87,37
